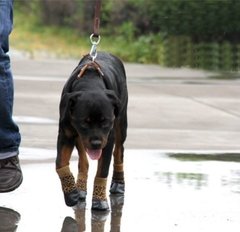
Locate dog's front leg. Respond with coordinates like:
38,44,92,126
76,137,89,199
110,118,127,195
56,132,79,206
92,132,114,211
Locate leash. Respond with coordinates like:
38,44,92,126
92,0,101,38
77,0,104,79
89,0,102,61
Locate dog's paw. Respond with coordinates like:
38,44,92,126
110,181,125,195
64,189,81,207
92,199,109,211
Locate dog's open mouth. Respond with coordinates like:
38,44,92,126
86,149,102,160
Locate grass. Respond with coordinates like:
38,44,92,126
10,10,90,59
13,8,240,72
10,9,161,63
9,9,143,61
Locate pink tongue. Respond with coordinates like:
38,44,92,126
86,149,102,160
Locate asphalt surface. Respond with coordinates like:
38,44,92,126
1,53,240,232
11,53,240,151
1,149,240,232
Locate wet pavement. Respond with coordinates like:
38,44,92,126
11,56,240,150
1,149,240,231
1,54,240,231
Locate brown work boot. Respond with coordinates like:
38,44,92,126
0,156,23,192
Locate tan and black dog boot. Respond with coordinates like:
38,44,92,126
92,177,109,210
57,165,80,206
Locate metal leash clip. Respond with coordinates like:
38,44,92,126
89,34,101,61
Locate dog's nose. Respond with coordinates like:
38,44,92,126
90,139,102,149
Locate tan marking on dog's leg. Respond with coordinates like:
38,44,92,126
112,147,124,182
96,157,103,177
114,163,123,172
76,138,89,191
112,124,124,182
76,138,89,175
57,145,74,169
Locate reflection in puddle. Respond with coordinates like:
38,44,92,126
169,152,240,162
155,171,208,190
61,195,124,232
221,170,240,194
1,149,240,231
0,207,21,231
152,152,240,194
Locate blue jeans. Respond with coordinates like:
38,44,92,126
0,0,21,159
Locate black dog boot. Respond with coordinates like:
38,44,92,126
56,165,80,206
110,164,125,195
110,181,125,195
92,177,109,211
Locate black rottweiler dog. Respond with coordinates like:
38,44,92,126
56,52,128,211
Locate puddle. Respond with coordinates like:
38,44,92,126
0,149,240,231
169,152,240,162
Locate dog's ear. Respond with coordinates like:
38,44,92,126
59,91,82,125
105,90,121,117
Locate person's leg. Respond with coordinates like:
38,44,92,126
0,0,22,192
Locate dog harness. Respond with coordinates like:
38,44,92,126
77,59,104,79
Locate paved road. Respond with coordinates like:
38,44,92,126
2,54,239,232
11,55,240,151
1,150,240,232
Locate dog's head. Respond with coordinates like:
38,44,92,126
60,90,120,160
